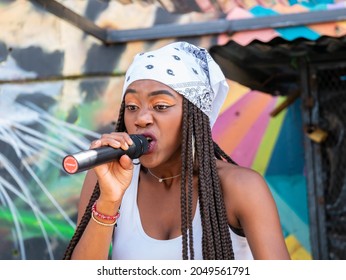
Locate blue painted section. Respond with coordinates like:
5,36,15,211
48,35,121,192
264,99,311,252
250,6,321,41
266,99,305,176
266,174,311,252
287,1,333,8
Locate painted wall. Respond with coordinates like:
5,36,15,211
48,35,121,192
213,81,310,259
0,0,315,259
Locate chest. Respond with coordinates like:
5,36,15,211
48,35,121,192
137,182,198,240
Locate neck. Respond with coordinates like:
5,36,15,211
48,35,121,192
147,168,181,183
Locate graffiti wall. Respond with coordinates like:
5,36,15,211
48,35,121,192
213,81,310,259
0,0,312,259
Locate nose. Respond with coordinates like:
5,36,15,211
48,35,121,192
135,108,153,128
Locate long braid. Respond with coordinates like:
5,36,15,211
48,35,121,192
186,100,195,259
180,98,189,259
196,105,219,259
63,183,100,259
214,142,238,165
114,101,126,132
204,109,224,259
206,122,234,259
181,98,195,259
192,103,214,258
185,99,234,259
63,101,126,260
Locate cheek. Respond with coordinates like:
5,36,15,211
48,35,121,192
124,113,135,132
170,118,183,152
169,111,183,136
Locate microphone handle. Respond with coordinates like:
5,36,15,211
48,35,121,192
63,146,125,174
62,134,148,174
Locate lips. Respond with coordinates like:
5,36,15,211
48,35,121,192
141,132,156,154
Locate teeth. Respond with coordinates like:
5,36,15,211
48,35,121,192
146,137,152,142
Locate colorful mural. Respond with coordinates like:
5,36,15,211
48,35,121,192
2,0,344,259
213,81,310,259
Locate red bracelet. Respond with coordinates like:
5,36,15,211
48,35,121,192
91,201,120,221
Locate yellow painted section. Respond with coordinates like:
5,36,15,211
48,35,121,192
219,80,250,114
251,96,286,175
285,235,312,260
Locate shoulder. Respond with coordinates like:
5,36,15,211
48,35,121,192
216,160,274,225
216,160,268,195
216,160,290,259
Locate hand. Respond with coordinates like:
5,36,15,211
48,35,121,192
89,132,135,203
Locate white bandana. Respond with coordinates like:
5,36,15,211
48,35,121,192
122,41,229,127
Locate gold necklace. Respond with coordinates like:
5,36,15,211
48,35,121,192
147,169,181,183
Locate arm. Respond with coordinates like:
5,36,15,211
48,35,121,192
70,171,119,260
220,164,290,259
71,133,135,260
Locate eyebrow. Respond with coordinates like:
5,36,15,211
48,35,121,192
124,89,176,99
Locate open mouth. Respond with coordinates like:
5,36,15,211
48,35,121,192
141,134,156,153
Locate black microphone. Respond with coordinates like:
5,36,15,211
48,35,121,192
62,134,149,174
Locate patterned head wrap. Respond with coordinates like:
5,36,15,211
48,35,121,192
122,41,229,127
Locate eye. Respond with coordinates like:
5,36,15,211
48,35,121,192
154,104,170,111
125,104,138,111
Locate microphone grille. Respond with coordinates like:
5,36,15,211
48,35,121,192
129,134,149,158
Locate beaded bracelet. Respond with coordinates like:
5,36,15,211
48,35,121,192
91,201,120,227
91,212,117,227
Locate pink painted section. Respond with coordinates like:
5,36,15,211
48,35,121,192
230,96,278,167
217,7,279,46
213,92,273,155
212,90,257,137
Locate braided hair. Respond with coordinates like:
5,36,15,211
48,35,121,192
63,97,236,260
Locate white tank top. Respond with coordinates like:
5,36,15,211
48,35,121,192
112,164,253,260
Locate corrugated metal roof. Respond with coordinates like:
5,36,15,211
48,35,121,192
210,2,346,96
211,35,346,95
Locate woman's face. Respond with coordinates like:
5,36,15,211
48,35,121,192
124,79,183,168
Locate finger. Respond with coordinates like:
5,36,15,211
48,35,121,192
119,155,134,170
89,139,101,149
109,132,134,149
93,133,134,150
100,133,129,148
100,136,122,149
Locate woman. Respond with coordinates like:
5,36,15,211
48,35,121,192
63,41,290,260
